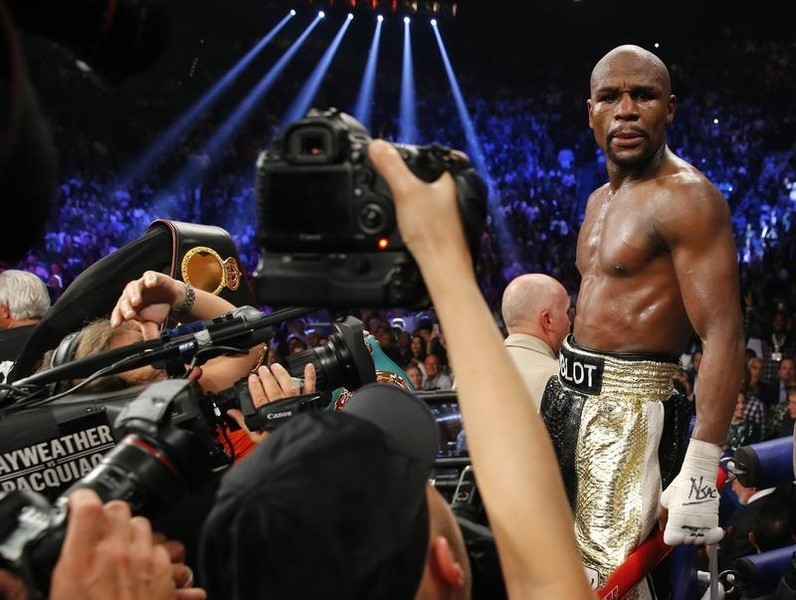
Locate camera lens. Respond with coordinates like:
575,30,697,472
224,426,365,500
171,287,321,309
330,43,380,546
67,427,211,514
284,317,376,392
0,425,212,600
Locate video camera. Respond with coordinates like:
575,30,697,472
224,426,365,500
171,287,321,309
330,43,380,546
0,311,376,596
0,312,374,500
253,107,488,309
221,315,376,433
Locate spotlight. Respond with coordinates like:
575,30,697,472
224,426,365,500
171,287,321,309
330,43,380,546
281,13,354,126
430,18,437,26
403,16,410,24
355,10,384,129
290,9,296,16
347,13,354,20
319,10,325,18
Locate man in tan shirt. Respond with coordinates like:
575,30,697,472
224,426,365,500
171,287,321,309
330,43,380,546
501,274,571,410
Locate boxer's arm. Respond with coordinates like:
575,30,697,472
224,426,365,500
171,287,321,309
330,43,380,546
663,181,744,446
659,179,745,545
110,270,264,393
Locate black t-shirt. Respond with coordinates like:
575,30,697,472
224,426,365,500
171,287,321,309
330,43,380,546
0,325,37,383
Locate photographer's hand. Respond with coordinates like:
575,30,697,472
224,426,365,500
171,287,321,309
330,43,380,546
110,271,240,340
367,141,471,276
152,534,207,600
227,363,316,445
110,271,183,339
50,489,182,600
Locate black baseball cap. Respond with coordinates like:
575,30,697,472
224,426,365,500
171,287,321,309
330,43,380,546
199,383,439,600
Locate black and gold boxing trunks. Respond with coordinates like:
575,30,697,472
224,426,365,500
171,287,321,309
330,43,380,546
541,335,690,594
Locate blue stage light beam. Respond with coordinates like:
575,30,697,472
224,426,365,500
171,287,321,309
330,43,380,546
399,17,418,143
353,16,384,129
281,13,354,126
121,10,295,184
430,23,488,184
158,13,324,198
431,22,517,256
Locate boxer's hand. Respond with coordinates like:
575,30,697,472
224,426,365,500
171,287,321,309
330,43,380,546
660,439,723,545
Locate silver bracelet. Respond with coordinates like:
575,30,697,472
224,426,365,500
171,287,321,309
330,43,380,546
173,281,196,316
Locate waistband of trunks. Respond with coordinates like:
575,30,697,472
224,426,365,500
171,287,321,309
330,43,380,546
558,335,679,400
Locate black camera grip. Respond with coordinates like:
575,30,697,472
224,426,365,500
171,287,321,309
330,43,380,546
240,389,327,433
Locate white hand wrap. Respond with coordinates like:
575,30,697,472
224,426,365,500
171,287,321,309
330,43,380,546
660,439,723,545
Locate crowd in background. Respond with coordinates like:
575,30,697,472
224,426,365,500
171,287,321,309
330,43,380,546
3,21,796,423
2,9,796,596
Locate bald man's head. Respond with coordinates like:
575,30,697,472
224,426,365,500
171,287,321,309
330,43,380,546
501,273,569,335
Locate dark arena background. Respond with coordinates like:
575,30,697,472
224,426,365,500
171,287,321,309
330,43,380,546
0,0,795,597
5,0,794,313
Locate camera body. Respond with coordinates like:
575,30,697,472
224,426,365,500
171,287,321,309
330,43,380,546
0,380,231,507
254,107,487,308
0,386,144,502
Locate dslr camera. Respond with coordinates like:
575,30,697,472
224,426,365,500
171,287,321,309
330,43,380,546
254,108,487,308
0,379,222,596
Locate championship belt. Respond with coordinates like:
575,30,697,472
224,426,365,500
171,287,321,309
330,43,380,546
147,219,256,308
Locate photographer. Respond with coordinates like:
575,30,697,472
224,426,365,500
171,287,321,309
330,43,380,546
109,270,264,396
0,489,205,600
107,269,266,459
32,270,265,465
367,140,593,597
198,379,472,600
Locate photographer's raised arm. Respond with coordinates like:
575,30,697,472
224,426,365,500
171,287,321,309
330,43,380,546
110,271,263,393
368,140,592,598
